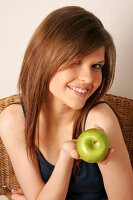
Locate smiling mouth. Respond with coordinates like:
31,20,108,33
68,86,89,94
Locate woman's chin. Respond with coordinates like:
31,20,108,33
68,102,86,110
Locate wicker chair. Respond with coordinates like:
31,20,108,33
0,94,133,199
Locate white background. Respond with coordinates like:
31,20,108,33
0,1,133,199
0,0,133,100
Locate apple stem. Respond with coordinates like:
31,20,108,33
91,141,97,147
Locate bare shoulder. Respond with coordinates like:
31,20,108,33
0,103,24,120
85,102,120,132
0,103,25,140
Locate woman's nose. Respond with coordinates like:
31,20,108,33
78,67,94,84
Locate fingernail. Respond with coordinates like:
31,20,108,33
94,124,98,128
94,124,101,129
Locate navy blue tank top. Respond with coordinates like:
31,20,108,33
36,149,107,200
20,98,108,199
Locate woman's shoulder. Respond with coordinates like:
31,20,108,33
91,100,116,116
0,103,25,138
85,100,119,130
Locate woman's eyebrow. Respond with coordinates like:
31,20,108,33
96,61,105,64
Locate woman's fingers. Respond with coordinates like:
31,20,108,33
94,124,104,132
11,194,26,200
11,188,23,195
71,149,80,160
11,189,27,200
62,140,80,160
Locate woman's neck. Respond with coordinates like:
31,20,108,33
41,100,78,128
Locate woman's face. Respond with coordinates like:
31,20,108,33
49,47,105,110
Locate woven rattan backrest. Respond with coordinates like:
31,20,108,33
0,95,20,196
0,93,133,197
104,94,133,167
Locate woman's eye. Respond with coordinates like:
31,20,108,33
92,64,104,70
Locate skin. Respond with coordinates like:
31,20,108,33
0,47,133,200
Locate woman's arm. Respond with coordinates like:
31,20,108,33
0,104,78,200
85,103,133,199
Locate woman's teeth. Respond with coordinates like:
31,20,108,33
69,86,88,94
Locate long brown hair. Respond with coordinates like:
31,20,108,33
18,6,116,167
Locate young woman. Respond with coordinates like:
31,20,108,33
0,6,133,200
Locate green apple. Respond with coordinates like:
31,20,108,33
77,128,109,163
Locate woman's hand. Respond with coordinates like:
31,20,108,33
11,189,27,200
61,126,114,164
61,139,80,160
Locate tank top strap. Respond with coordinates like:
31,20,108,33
19,96,26,116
